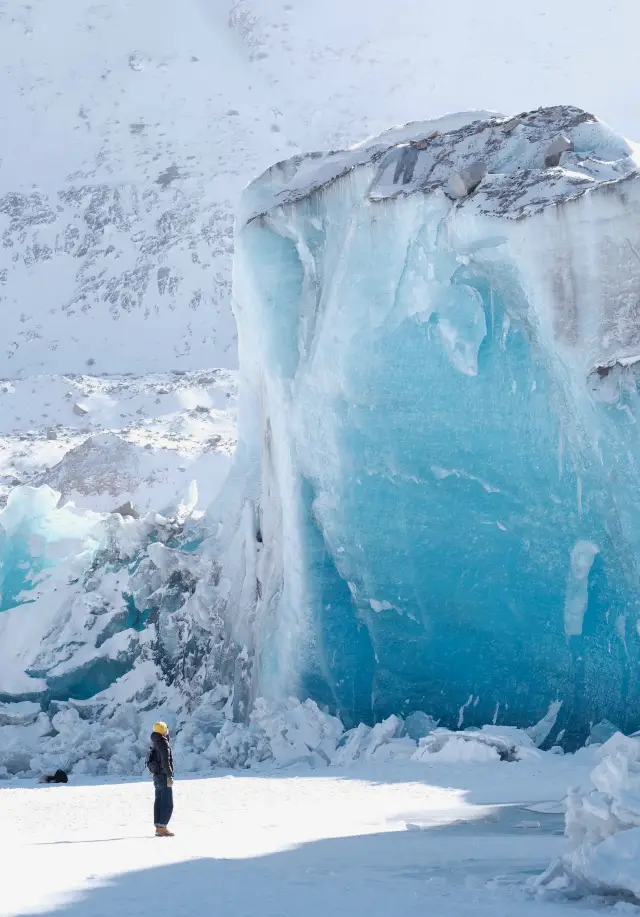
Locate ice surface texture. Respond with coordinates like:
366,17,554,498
228,105,640,744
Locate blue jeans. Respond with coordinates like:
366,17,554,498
153,775,174,827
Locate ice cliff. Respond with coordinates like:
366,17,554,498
3,105,640,768
226,105,640,745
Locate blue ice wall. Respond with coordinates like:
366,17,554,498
298,279,632,740
233,106,640,744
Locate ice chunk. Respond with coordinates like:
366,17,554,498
205,698,344,769
588,720,620,747
544,134,574,167
0,483,230,719
405,711,439,741
536,736,640,899
413,733,502,764
412,726,534,763
564,541,599,637
222,104,640,743
0,700,42,727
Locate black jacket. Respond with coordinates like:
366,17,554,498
150,731,174,778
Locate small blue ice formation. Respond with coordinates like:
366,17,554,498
0,485,217,709
225,105,640,746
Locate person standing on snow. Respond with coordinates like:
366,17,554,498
146,721,175,837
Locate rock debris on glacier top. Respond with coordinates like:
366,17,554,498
242,105,637,223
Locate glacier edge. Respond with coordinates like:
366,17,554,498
226,104,640,745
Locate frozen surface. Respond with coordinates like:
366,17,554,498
226,105,640,743
0,749,602,917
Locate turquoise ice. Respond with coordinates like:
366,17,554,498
228,106,640,745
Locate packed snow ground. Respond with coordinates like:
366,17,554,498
0,755,616,917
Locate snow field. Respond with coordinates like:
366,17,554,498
0,753,603,917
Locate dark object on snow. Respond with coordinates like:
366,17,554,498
146,731,174,779
41,769,69,784
446,160,488,199
544,134,574,167
392,144,420,185
111,500,139,519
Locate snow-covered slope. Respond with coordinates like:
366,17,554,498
2,0,640,376
0,370,237,512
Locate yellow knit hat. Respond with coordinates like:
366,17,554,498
153,721,169,736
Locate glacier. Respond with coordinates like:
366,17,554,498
4,104,640,773
225,104,640,746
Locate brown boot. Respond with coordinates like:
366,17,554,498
155,826,175,837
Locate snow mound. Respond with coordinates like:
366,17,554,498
0,693,541,780
333,722,537,766
536,733,640,901
0,702,170,780
0,696,345,779
0,482,235,711
181,707,538,772
414,727,539,763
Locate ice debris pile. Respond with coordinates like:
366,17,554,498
227,104,640,744
0,483,237,713
0,692,538,780
537,733,640,901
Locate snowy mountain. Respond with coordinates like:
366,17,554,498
2,0,640,376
